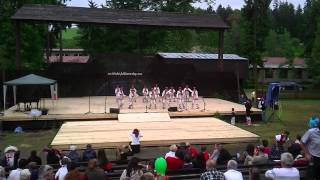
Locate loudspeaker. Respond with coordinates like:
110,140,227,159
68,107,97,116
110,108,120,114
168,107,178,112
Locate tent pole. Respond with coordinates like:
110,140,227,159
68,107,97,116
3,85,6,114
13,85,17,105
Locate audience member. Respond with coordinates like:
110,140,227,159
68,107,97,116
82,144,97,162
294,134,301,144
265,152,300,180
224,160,243,180
200,159,224,180
55,157,70,180
210,144,222,161
0,166,6,180
38,165,54,180
261,139,270,156
27,162,39,180
249,167,261,180
43,146,61,165
140,172,154,180
193,152,206,169
64,162,83,180
185,142,198,159
275,130,290,146
117,145,133,162
97,149,112,172
27,150,42,165
217,148,231,165
130,129,143,154
165,144,177,159
67,145,81,164
120,157,143,180
166,149,184,171
288,139,302,159
85,159,105,180
201,146,210,163
308,115,319,129
269,143,285,160
252,147,268,165
182,153,194,169
2,145,18,168
301,121,320,180
20,169,31,180
244,144,255,165
8,158,28,180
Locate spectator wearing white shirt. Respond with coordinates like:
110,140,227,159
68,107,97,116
55,157,70,180
224,160,243,180
130,129,143,154
265,152,299,180
165,144,177,159
8,159,28,180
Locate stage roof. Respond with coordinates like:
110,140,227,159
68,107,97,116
4,74,56,86
157,53,248,61
11,4,228,30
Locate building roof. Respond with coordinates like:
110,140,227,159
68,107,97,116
4,74,56,86
157,53,247,61
47,55,89,64
262,57,306,69
12,4,228,30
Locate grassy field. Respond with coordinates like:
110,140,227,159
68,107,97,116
0,99,319,159
62,28,80,48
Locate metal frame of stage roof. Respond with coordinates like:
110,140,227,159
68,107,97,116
12,4,228,69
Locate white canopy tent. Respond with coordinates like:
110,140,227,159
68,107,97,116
3,74,58,112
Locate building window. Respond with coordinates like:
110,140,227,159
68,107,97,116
279,69,288,79
265,69,273,78
294,69,303,79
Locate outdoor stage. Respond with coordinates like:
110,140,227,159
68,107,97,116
51,117,260,150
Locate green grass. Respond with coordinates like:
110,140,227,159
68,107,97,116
238,99,320,143
62,28,79,39
62,28,81,48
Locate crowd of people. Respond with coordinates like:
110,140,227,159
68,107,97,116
114,84,199,111
1,119,319,180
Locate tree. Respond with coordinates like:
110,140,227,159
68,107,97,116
309,18,320,86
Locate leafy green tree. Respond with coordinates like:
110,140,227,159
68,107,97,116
309,19,320,86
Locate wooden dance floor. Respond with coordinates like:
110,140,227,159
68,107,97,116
3,96,261,121
51,117,259,150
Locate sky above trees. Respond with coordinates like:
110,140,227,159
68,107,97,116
67,0,305,9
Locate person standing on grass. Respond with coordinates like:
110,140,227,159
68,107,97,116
130,129,142,154
300,121,320,180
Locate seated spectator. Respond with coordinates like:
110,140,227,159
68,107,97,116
120,157,143,180
2,145,18,169
20,169,31,180
165,144,177,159
27,150,42,165
308,115,319,129
250,167,261,180
55,157,70,180
193,152,206,170
201,146,210,162
244,144,255,165
166,149,184,171
27,162,39,180
182,153,194,169
288,140,302,159
38,165,54,180
8,158,28,180
64,162,83,180
43,146,61,165
97,149,112,172
85,159,105,180
217,148,231,165
0,166,6,180
117,145,133,163
275,130,290,146
269,143,285,160
294,134,301,144
210,144,222,161
224,160,243,180
200,159,224,180
262,139,271,156
252,146,268,165
140,172,155,180
67,145,81,164
82,144,97,162
265,152,299,180
185,142,198,159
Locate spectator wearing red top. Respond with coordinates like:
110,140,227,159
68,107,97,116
166,149,184,171
262,139,270,156
201,146,210,162
97,149,112,172
185,142,198,159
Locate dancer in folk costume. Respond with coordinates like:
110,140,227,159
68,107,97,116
128,85,138,109
142,85,149,103
161,87,171,109
154,84,161,102
115,86,125,108
149,88,157,109
191,86,199,109
169,86,176,102
176,87,185,110
183,85,192,110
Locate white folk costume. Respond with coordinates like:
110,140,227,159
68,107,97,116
149,88,157,109
161,88,171,109
115,87,125,108
183,86,192,110
154,85,161,102
128,87,138,109
142,87,149,103
169,87,176,102
176,88,184,110
191,87,199,109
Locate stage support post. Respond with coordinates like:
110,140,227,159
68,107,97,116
236,62,240,101
218,30,224,71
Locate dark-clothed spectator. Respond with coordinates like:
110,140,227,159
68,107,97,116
269,144,285,160
97,149,112,172
85,159,106,180
38,165,54,180
27,150,42,165
67,145,81,164
200,159,224,180
82,144,97,162
120,157,143,180
28,162,39,180
182,153,194,169
43,146,61,165
244,144,255,165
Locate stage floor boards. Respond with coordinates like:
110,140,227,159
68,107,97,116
51,117,259,150
3,96,261,121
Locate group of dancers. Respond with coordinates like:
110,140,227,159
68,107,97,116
114,84,199,110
